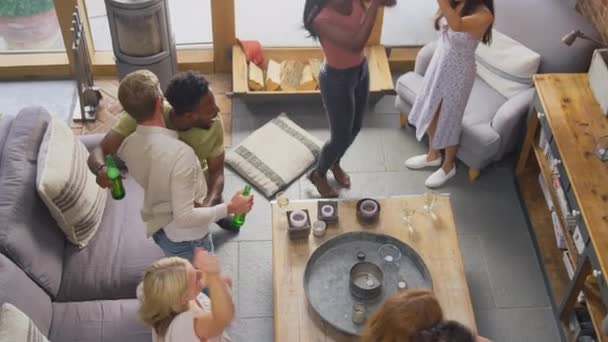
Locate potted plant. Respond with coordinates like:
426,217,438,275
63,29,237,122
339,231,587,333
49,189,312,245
0,0,61,50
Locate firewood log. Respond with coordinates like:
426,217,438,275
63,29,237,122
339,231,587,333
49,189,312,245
298,64,317,91
265,59,281,91
248,61,264,91
308,58,321,88
280,60,305,91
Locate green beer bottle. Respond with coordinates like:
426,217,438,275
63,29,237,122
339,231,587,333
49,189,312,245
105,155,125,200
232,185,252,228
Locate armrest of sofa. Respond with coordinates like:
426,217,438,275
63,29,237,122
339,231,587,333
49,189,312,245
79,134,104,152
491,88,535,139
414,41,438,76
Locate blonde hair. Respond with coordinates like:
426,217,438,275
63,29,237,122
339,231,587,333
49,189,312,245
360,289,444,342
138,257,191,337
117,69,162,122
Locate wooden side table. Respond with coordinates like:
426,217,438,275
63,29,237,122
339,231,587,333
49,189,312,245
516,73,608,341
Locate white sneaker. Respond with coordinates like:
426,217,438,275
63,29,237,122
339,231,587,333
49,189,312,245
425,167,456,188
404,154,442,170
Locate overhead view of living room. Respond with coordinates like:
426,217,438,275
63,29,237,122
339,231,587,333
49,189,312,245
1,0,608,341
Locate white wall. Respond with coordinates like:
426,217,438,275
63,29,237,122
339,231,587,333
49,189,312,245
381,0,438,46
235,0,318,47
235,0,437,47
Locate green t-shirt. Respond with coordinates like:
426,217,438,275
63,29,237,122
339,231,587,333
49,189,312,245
112,102,224,172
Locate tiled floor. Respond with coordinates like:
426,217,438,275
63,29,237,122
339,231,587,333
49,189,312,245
220,95,561,342
0,77,561,341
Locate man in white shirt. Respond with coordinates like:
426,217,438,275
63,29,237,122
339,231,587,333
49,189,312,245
115,70,253,261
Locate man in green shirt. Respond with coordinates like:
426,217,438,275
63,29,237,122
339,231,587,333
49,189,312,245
87,71,239,232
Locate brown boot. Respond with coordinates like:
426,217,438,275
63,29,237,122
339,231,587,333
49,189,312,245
308,170,339,198
331,164,351,188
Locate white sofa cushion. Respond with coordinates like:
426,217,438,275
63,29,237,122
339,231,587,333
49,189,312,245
475,29,541,98
36,117,107,248
226,113,323,198
0,303,50,342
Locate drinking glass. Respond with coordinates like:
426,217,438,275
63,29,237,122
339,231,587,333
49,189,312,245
423,191,438,219
276,191,289,212
402,205,416,234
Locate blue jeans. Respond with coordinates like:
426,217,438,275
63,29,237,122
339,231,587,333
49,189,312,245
316,59,369,175
152,229,214,263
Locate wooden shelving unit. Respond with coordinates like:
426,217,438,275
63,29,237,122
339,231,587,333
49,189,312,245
532,144,579,267
516,74,608,342
518,165,570,303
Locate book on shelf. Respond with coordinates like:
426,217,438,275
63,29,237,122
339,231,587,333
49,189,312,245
563,250,575,279
544,142,552,159
572,227,586,255
552,211,567,250
552,174,570,219
538,173,554,211
539,128,548,151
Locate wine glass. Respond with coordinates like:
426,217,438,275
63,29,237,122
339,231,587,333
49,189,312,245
276,191,289,212
401,205,416,235
379,244,402,272
423,191,438,219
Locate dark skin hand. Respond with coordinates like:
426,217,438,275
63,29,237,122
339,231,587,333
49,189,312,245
201,151,225,207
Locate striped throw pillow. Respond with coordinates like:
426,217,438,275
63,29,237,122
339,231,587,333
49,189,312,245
36,118,107,248
226,113,323,198
0,303,49,342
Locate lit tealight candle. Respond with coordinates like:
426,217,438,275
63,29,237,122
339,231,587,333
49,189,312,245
289,210,308,228
321,204,334,217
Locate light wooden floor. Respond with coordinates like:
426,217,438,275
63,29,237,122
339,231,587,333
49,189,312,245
71,74,233,147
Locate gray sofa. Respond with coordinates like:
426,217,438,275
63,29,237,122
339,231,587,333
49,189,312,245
0,107,164,341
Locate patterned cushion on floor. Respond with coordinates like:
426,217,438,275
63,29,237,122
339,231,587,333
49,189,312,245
36,117,107,248
0,303,49,342
226,113,322,198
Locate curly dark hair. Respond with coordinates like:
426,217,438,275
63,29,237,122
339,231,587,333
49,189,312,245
164,71,210,115
415,320,475,342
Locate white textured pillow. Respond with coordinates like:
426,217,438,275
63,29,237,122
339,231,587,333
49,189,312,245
0,303,50,342
36,118,107,248
475,29,541,98
226,113,323,198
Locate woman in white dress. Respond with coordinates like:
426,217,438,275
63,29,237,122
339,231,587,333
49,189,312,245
404,0,494,188
138,250,233,342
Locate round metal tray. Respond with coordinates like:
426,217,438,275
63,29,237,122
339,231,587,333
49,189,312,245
303,231,432,336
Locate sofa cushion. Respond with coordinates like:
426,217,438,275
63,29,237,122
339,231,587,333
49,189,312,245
0,113,15,164
226,113,323,198
57,176,164,302
0,303,50,342
395,72,424,106
475,29,541,98
462,78,507,127
36,117,107,248
0,107,65,297
0,254,53,337
395,73,504,128
50,299,150,342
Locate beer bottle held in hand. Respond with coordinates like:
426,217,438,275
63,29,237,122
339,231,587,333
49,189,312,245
232,185,252,228
105,155,125,200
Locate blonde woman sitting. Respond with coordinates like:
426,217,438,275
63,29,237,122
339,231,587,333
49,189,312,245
138,249,233,342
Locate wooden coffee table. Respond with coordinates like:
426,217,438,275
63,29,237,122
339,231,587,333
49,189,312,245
271,195,476,341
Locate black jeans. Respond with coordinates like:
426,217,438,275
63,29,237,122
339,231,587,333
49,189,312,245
315,59,370,175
